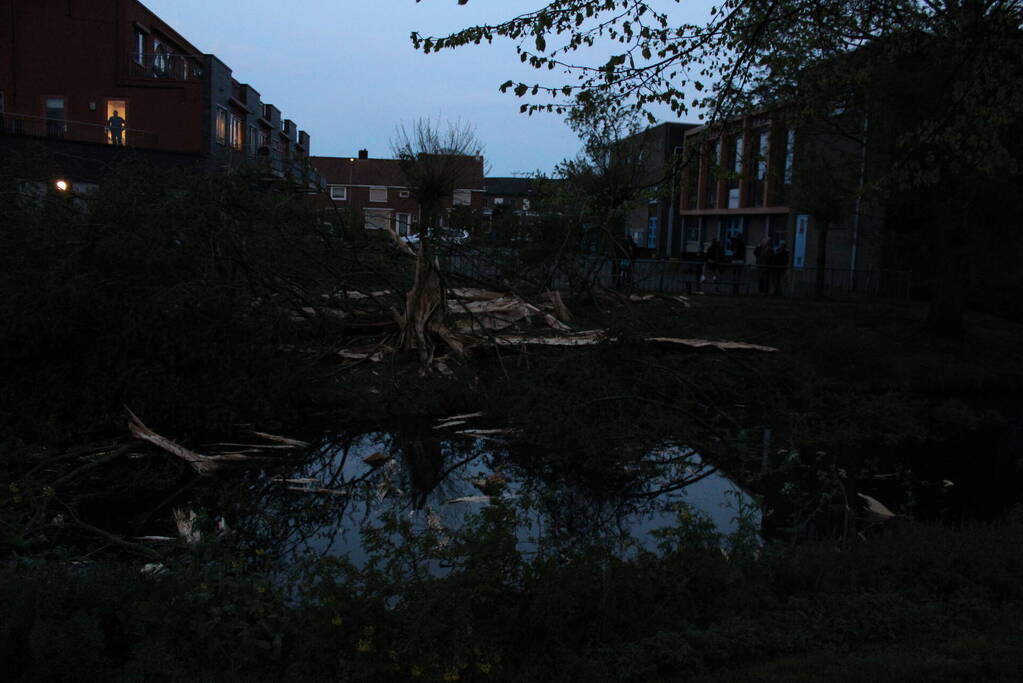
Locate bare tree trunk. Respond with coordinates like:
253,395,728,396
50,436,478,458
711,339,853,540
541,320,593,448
399,209,463,369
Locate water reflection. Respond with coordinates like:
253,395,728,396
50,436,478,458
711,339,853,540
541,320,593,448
233,427,760,567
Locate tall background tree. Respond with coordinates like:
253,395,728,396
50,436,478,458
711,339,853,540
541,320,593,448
414,0,1023,337
392,118,485,367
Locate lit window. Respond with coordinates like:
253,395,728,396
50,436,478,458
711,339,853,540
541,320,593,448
230,114,243,151
215,107,227,145
369,187,387,202
106,99,128,146
329,186,347,201
453,189,471,206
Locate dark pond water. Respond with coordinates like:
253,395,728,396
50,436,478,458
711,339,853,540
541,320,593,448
214,418,761,568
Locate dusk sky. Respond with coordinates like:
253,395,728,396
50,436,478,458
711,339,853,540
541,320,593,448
142,0,716,177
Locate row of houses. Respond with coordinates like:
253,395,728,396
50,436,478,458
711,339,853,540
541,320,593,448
0,0,319,189
1,0,890,276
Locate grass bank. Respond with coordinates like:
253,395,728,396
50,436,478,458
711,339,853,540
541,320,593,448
2,514,1021,681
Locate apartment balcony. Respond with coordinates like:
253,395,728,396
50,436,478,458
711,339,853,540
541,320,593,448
126,52,203,81
0,112,159,148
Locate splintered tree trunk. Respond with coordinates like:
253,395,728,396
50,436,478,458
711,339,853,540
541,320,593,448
399,234,463,369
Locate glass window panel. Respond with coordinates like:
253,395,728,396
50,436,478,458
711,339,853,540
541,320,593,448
216,107,227,145
45,97,65,138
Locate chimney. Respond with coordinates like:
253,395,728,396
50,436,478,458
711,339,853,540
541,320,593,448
358,149,368,160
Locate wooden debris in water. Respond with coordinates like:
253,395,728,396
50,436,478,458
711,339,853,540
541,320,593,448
248,431,311,448
285,485,346,496
271,477,320,485
128,409,222,475
474,471,508,495
363,451,392,467
140,562,169,577
174,508,201,544
443,495,492,505
439,411,485,422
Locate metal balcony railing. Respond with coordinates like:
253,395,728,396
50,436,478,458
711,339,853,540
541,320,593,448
0,112,159,148
127,52,203,81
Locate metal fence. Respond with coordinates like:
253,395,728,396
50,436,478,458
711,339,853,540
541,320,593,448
439,248,912,300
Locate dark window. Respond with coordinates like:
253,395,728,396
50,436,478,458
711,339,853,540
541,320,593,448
704,140,719,208
133,30,145,64
45,97,66,138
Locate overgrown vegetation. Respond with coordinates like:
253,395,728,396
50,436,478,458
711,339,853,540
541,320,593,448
3,153,1023,680
2,502,1021,681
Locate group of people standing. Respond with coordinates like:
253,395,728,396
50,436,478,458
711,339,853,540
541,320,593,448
754,237,789,296
703,234,789,295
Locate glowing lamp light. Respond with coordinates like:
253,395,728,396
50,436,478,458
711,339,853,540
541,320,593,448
55,179,70,192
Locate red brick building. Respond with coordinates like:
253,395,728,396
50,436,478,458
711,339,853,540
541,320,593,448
311,150,485,237
0,0,318,186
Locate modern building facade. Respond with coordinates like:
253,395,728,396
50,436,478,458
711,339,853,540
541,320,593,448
0,0,318,187
311,150,486,236
620,122,697,259
678,111,881,272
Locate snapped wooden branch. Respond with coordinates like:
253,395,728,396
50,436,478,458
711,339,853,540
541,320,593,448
128,410,222,476
330,283,775,369
127,410,309,475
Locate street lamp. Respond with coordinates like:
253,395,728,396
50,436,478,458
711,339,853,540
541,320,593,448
54,179,69,192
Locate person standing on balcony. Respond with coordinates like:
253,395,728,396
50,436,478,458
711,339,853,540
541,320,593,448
107,111,126,146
